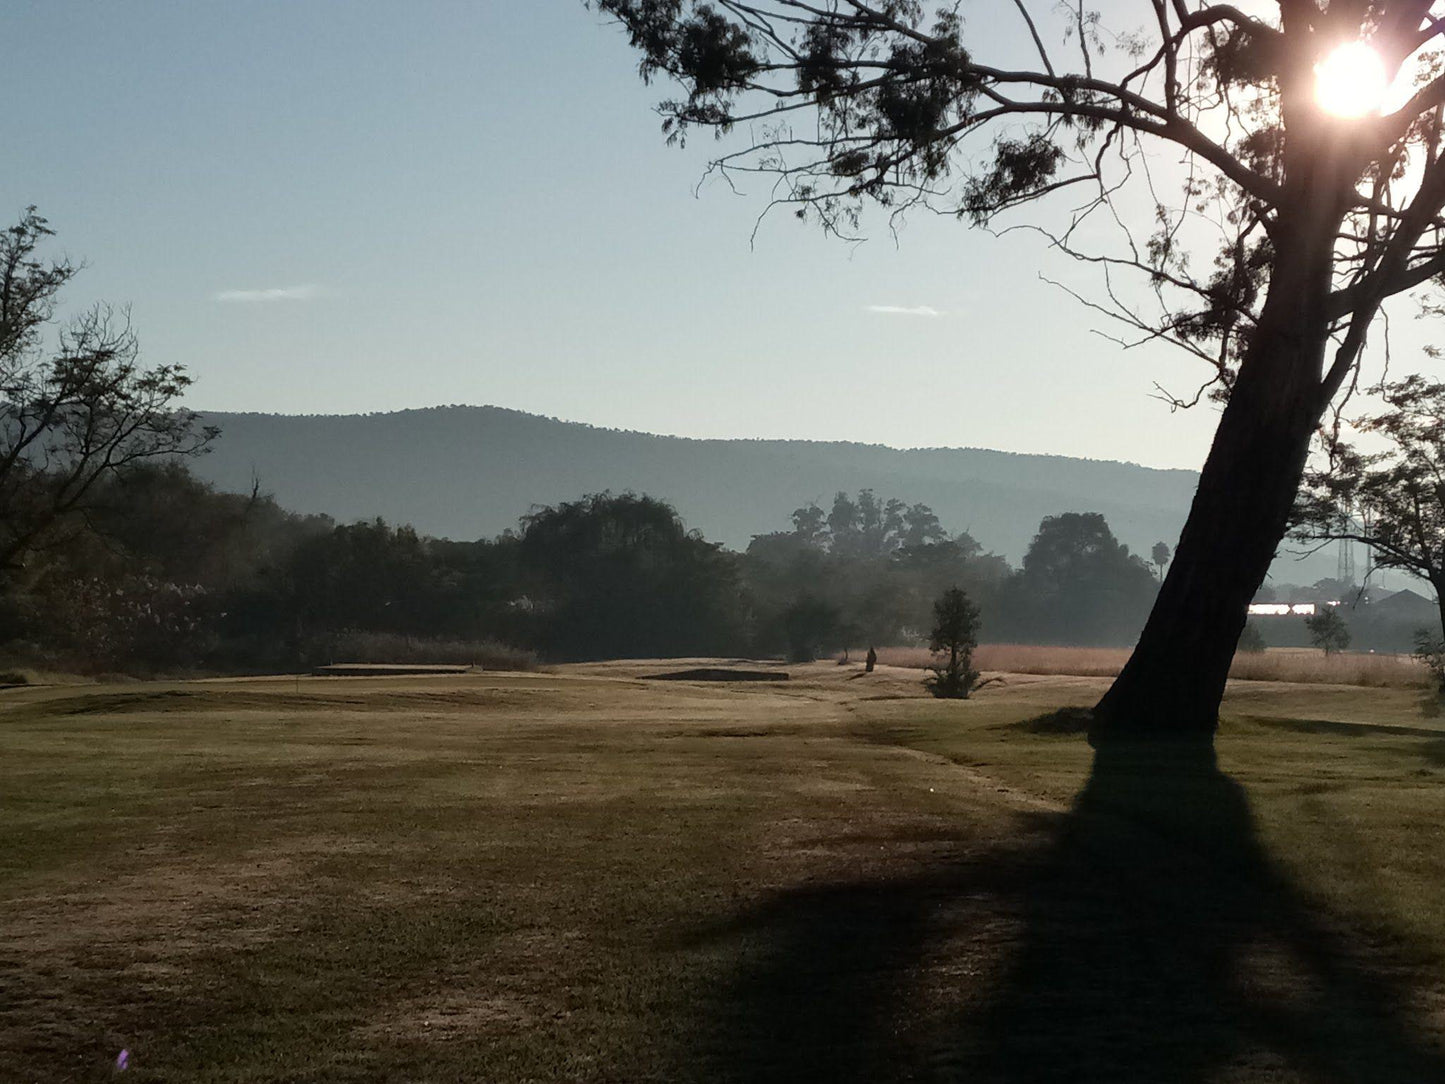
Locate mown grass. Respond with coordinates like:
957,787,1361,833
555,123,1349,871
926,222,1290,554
4,665,1445,1081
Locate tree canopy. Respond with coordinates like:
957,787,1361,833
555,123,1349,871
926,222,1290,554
1295,373,1445,637
0,209,212,574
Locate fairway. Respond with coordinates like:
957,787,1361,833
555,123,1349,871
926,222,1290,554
5,665,1445,1082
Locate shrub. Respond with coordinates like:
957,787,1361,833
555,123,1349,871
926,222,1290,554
1414,629,1445,695
925,587,982,699
1305,608,1351,655
1236,622,1267,654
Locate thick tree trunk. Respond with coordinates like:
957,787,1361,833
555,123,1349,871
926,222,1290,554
1093,237,1336,741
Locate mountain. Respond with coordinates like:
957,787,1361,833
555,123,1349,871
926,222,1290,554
189,405,1330,575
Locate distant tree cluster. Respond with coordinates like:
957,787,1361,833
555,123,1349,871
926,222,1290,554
990,514,1161,647
744,490,1009,661
1,466,1169,675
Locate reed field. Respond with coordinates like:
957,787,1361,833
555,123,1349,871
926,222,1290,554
878,643,1433,688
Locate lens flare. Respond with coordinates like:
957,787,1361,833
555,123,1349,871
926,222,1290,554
1316,41,1389,118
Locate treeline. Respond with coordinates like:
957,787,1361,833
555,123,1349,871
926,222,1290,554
0,468,1162,674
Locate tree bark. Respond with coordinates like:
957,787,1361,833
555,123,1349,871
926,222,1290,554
1093,227,1336,741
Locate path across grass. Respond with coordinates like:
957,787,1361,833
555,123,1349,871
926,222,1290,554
3,664,1445,1081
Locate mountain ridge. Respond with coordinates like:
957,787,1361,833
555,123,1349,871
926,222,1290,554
187,404,1327,579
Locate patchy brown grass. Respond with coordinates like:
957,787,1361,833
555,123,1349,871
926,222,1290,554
5,664,1445,1081
879,643,1433,688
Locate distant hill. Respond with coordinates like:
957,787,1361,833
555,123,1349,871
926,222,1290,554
190,405,1332,576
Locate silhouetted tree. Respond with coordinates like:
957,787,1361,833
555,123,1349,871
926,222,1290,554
925,587,981,699
1151,542,1172,583
901,503,947,549
1002,513,1158,646
593,1,1445,739
782,593,839,662
519,492,745,660
1237,622,1268,655
0,209,213,576
1295,375,1445,648
1306,607,1351,655
1413,629,1445,694
790,502,828,547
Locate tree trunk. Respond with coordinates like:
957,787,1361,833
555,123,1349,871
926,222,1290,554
1093,235,1336,741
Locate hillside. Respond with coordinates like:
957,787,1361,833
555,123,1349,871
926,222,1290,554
191,405,1328,575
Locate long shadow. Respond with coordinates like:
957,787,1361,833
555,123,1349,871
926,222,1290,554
676,737,1445,1082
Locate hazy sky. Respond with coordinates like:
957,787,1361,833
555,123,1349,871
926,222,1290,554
5,2,1438,469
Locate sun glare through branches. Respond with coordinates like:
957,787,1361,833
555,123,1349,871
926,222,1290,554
1316,42,1391,118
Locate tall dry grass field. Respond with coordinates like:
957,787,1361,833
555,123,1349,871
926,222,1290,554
877,643,1431,688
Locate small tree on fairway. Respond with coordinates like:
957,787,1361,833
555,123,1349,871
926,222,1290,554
1306,608,1351,656
925,586,980,700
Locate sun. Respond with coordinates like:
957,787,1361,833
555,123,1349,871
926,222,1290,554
1316,41,1389,118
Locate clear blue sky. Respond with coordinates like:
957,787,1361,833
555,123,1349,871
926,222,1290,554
6,0,1415,469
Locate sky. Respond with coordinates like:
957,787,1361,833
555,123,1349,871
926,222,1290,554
3,1,1437,470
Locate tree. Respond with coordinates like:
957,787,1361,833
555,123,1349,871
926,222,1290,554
1295,374,1445,649
1236,621,1268,655
0,209,213,575
518,491,745,660
1151,542,1172,583
593,2,1445,740
1306,607,1351,655
781,593,839,662
1002,513,1159,646
924,586,981,700
1413,628,1445,694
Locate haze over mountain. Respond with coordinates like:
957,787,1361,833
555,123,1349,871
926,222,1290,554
192,405,1331,579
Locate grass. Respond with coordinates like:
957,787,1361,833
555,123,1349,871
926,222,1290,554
4,663,1445,1080
880,642,1433,687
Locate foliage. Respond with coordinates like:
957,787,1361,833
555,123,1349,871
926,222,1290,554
924,586,981,699
1305,608,1351,656
1414,629,1445,695
994,513,1159,646
744,489,1007,655
518,492,746,661
1236,622,1268,655
0,209,213,575
1295,375,1445,650
1151,542,1171,581
0,459,1165,675
791,489,947,559
781,593,840,663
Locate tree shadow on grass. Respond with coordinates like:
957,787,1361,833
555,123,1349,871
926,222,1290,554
677,737,1445,1082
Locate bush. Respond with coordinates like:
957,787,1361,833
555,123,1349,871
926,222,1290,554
1236,621,1267,654
1305,608,1351,655
925,587,982,699
1414,629,1445,695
